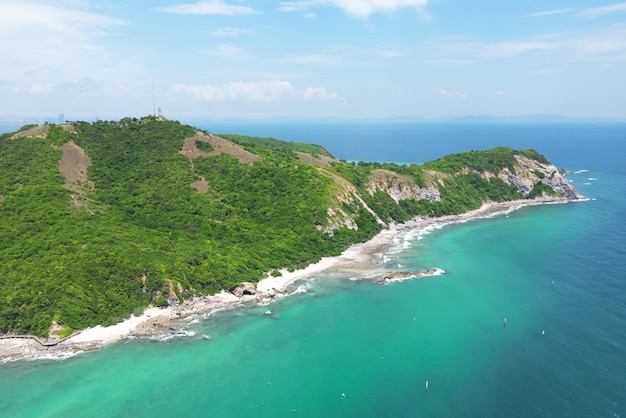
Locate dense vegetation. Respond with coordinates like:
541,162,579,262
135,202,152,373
0,119,559,336
219,133,330,159
423,146,520,174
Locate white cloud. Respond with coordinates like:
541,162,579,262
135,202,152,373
0,1,136,84
209,27,252,38
282,53,336,65
522,4,626,19
567,27,626,63
426,26,626,64
156,1,258,16
30,83,56,94
439,89,467,99
480,41,556,58
579,2,626,19
200,44,252,60
279,0,430,18
521,8,574,18
0,1,127,34
374,48,413,58
171,81,343,102
527,68,560,75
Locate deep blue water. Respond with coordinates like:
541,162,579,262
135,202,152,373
1,122,625,417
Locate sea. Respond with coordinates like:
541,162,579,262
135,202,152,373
1,121,625,417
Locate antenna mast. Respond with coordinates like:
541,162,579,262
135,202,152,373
152,84,156,117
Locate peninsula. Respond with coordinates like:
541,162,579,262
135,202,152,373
0,118,584,361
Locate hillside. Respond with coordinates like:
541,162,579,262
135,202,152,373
0,118,582,337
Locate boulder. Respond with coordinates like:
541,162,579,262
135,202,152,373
377,269,444,285
232,282,257,298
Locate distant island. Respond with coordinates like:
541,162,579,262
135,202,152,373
0,117,584,343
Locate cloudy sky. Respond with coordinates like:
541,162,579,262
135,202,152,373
2,0,626,120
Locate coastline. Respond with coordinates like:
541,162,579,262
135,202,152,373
0,196,584,363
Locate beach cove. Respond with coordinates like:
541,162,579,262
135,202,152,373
0,196,581,363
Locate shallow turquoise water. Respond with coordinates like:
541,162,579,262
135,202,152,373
1,123,625,417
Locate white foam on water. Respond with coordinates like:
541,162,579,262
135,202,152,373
150,330,197,342
380,268,446,285
294,283,311,294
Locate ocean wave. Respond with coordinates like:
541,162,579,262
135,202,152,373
416,222,446,238
294,283,311,294
570,169,589,174
588,177,598,181
387,235,412,255
150,330,197,342
0,349,88,364
379,268,446,285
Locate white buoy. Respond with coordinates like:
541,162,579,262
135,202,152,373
425,380,429,391
504,317,507,327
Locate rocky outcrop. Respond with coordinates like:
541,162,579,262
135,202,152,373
318,150,582,236
367,169,442,203
498,167,533,195
11,124,76,139
232,282,257,298
377,268,445,285
58,141,95,211
179,131,260,165
500,155,583,200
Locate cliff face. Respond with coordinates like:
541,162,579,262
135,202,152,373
366,169,442,202
325,149,583,231
507,155,582,200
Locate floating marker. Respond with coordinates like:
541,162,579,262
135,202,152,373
541,330,545,335
504,317,507,327
425,380,429,391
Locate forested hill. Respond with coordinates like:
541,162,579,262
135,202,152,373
0,118,582,337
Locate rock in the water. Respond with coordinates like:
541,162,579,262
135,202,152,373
377,268,444,285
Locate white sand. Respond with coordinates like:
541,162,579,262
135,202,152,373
69,307,174,344
1,197,583,361
68,198,573,345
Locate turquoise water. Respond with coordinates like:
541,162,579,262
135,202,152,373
1,123,625,417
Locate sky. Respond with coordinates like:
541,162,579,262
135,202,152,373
1,0,626,121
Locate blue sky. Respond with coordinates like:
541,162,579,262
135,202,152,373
2,0,626,120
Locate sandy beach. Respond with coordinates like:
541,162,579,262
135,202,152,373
0,197,583,363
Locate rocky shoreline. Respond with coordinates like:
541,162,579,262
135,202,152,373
0,196,586,363
376,268,447,285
